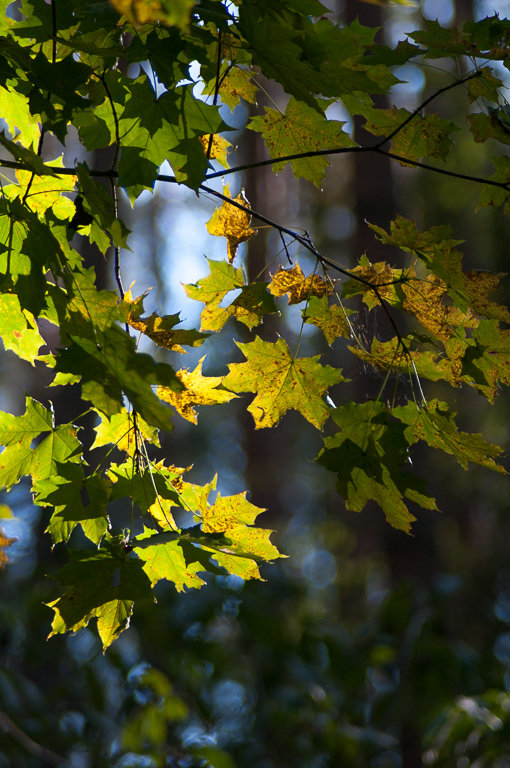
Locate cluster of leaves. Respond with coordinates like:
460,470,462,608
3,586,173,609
1,0,510,649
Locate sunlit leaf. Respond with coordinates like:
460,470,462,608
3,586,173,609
108,0,194,30
124,288,209,352
157,357,237,424
269,263,333,304
183,259,276,331
302,296,353,345
223,336,345,429
198,134,231,168
206,183,257,263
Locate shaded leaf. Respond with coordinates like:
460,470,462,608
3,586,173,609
392,400,505,473
317,401,437,532
47,537,154,650
249,97,356,187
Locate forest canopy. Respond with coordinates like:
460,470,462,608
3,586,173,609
0,0,510,660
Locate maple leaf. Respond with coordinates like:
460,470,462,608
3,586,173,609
195,492,283,581
0,397,82,492
108,0,194,31
91,408,160,454
222,336,345,429
198,134,231,168
370,217,510,323
3,158,77,220
342,258,409,310
183,259,276,331
0,293,46,365
157,357,237,424
302,297,353,345
0,84,40,148
124,288,209,353
249,97,357,187
216,66,258,111
269,263,333,305
206,183,257,263
392,400,506,474
350,336,464,389
134,528,207,591
47,536,154,651
42,468,111,546
401,275,478,343
317,401,438,533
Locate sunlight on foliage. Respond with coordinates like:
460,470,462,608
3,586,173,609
0,0,509,651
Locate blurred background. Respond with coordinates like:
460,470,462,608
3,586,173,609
2,0,510,766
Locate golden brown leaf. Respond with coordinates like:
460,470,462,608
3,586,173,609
198,134,231,168
402,275,478,342
157,357,237,424
269,263,332,305
124,288,207,353
206,183,257,263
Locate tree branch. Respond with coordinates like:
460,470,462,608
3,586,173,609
0,711,68,766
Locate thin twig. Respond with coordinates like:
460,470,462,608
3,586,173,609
199,183,407,349
373,69,481,149
0,712,68,767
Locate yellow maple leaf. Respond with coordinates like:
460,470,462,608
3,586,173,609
269,263,333,304
198,134,231,168
4,159,77,220
206,183,257,263
157,357,237,424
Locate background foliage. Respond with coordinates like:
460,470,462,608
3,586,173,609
1,0,510,765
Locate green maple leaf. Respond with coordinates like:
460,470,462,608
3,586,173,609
0,397,82,490
134,529,207,591
47,537,154,650
42,468,112,545
183,259,276,332
91,408,160,454
249,97,356,187
317,401,437,533
0,293,45,364
477,155,510,215
222,336,345,429
350,104,458,162
392,400,505,473
55,325,180,430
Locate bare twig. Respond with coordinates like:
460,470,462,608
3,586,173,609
0,711,68,767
